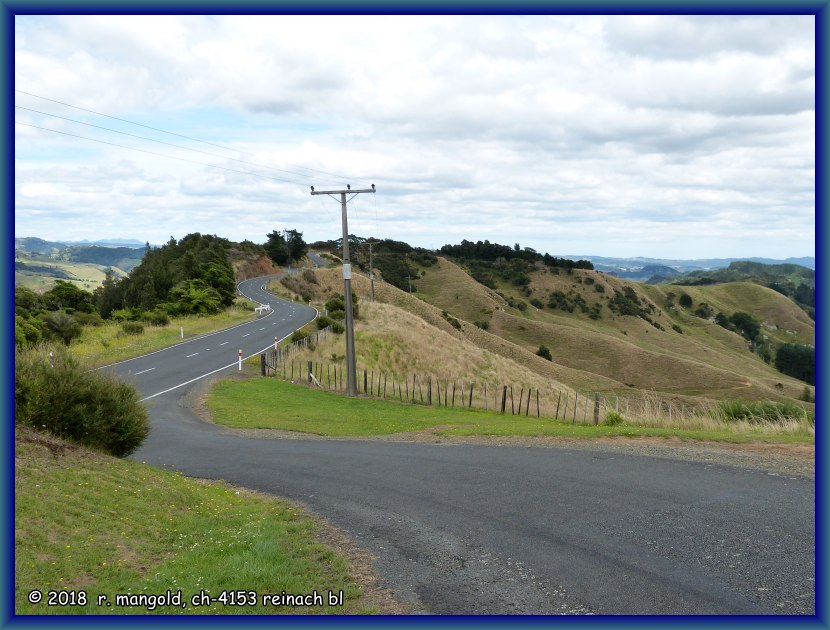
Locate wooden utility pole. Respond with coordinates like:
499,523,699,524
369,240,375,302
310,184,376,396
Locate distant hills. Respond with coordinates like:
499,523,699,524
574,255,814,281
15,237,149,253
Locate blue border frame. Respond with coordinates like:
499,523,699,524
4,3,825,629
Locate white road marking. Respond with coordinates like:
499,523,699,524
186,353,199,358
243,333,250,338
134,367,156,376
259,327,265,331
220,342,229,346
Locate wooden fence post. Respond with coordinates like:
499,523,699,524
308,360,313,383
452,382,456,407
261,353,266,376
364,369,368,394
510,386,515,415
594,393,600,425
484,383,488,410
573,392,578,423
536,390,540,417
518,389,524,415
428,376,432,405
526,389,531,416
469,382,474,408
501,386,507,414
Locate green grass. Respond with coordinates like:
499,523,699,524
15,426,371,615
207,378,813,444
71,303,258,367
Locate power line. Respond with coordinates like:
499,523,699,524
15,88,361,182
16,104,318,182
15,121,308,186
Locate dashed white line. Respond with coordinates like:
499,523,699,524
243,333,250,338
134,367,155,376
259,327,265,331
186,353,199,358
220,342,229,346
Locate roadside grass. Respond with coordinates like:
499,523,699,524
206,378,813,443
15,426,372,615
70,302,258,367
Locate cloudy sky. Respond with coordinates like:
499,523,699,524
14,14,814,260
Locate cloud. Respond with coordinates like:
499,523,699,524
13,15,815,259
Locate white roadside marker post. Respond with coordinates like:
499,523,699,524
238,349,242,371
180,326,184,339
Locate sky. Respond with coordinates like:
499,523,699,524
14,14,815,260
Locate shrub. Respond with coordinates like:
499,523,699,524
121,321,145,335
605,411,624,426
290,330,310,343
594,284,605,293
74,311,105,327
316,315,334,329
694,303,714,319
530,298,544,309
302,268,318,284
42,311,82,346
15,345,149,456
142,309,170,326
331,322,345,334
536,345,552,361
583,276,595,285
798,386,814,403
679,293,693,308
474,320,490,330
672,324,683,334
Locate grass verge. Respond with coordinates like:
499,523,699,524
206,379,813,444
70,302,258,368
15,426,375,615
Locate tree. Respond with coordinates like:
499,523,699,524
284,229,308,264
43,311,82,346
678,293,693,308
536,345,553,361
775,344,814,385
43,280,95,313
730,312,761,343
265,230,289,265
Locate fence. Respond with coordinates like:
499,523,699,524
259,333,620,424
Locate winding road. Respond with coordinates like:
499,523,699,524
107,275,815,616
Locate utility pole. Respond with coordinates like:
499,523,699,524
310,184,376,396
369,240,375,302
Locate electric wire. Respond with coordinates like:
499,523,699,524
15,104,318,182
15,121,308,186
15,88,362,182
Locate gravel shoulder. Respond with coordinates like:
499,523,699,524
188,375,814,480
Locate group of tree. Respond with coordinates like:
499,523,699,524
94,233,237,319
439,239,593,271
264,229,308,266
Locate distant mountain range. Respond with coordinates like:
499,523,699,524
15,237,148,253
569,255,815,281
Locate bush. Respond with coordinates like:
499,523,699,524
594,284,605,293
530,298,544,309
474,320,490,330
121,321,145,335
74,311,105,327
42,311,82,346
331,322,345,334
290,330,310,343
605,411,624,426
679,293,693,308
694,303,714,319
316,315,334,329
536,345,552,361
672,324,683,334
142,309,170,326
798,386,814,403
15,346,150,456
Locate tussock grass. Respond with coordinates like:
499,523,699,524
15,426,374,615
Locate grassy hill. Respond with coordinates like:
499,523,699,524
298,258,812,408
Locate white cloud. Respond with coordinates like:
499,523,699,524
13,14,815,259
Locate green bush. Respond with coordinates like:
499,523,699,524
121,321,145,335
331,322,345,334
672,324,683,334
605,411,625,426
316,315,334,329
536,345,552,361
679,293,693,308
42,311,82,346
530,298,544,309
290,330,310,343
142,309,170,326
15,345,150,456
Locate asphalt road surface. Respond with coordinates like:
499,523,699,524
116,276,815,616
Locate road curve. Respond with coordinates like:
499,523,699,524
119,277,814,616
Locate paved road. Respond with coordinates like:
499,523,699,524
120,277,815,616
100,275,316,402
